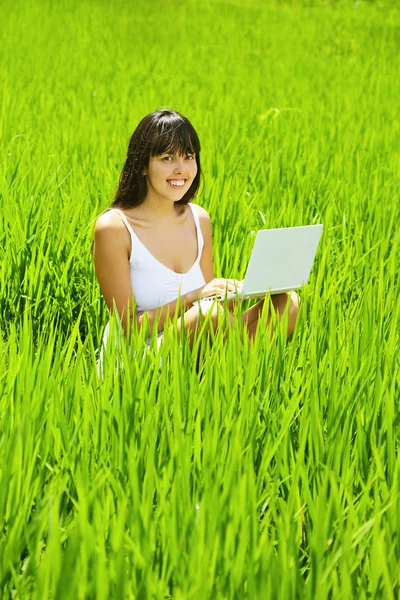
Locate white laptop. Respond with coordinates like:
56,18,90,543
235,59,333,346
199,224,323,302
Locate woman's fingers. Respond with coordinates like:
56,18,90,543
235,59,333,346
200,278,243,298
215,279,242,293
224,279,242,291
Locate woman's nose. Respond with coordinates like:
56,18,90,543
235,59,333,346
173,158,185,173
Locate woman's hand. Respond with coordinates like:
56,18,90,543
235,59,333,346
184,279,243,309
200,278,242,299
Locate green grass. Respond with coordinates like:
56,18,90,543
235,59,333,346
1,0,400,597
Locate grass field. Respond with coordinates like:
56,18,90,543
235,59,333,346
1,0,400,597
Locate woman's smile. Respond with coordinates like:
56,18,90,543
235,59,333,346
167,179,187,188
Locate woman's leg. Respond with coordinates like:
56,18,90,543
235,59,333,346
241,292,299,339
167,292,298,349
174,301,234,349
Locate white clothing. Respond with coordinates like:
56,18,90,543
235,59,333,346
100,203,206,358
111,203,206,312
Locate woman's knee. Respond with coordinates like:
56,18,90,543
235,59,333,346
200,301,234,333
287,291,299,334
271,291,299,334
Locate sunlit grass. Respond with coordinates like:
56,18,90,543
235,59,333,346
0,0,399,597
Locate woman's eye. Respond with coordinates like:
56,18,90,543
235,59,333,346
186,155,195,160
162,156,172,161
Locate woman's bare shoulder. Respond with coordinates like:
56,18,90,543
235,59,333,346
190,203,212,248
190,203,211,223
94,210,131,255
95,209,126,233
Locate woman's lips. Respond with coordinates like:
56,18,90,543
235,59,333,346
167,179,186,188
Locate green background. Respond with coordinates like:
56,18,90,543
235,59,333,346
1,0,399,597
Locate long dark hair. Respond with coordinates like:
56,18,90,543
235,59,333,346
112,109,201,209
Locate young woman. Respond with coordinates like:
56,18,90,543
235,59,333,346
93,109,298,351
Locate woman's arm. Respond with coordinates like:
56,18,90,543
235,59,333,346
93,212,201,337
193,204,243,309
193,204,215,283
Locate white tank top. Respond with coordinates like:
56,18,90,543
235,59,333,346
111,203,206,313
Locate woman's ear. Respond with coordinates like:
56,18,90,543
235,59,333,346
142,168,147,176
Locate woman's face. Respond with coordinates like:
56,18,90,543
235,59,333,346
144,150,198,203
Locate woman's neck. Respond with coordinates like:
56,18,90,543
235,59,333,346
129,197,184,223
